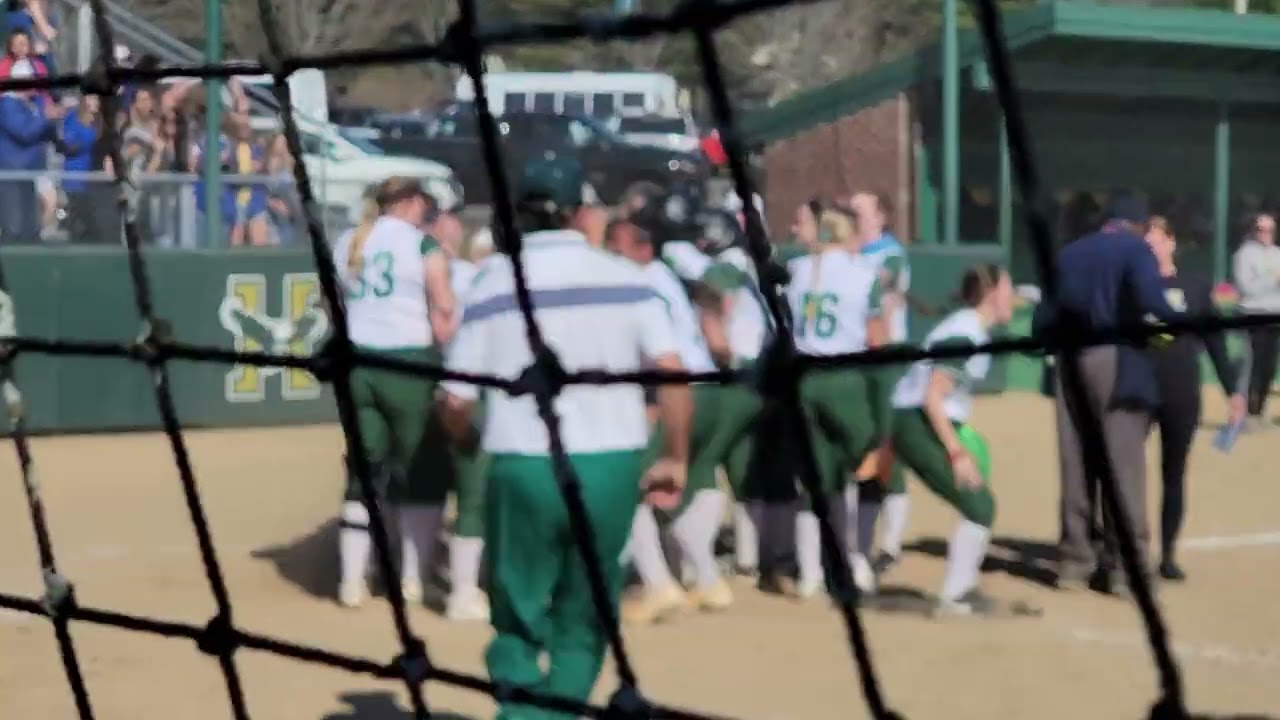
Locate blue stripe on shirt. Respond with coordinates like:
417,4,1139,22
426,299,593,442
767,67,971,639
461,285,658,325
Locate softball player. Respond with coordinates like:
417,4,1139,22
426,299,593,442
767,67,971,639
606,219,735,624
785,208,889,598
694,209,772,576
847,191,912,585
332,176,458,609
440,157,691,719
889,264,1013,616
443,227,490,622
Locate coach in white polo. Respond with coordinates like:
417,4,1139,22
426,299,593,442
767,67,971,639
439,155,691,720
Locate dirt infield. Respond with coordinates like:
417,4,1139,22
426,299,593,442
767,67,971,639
2,392,1278,719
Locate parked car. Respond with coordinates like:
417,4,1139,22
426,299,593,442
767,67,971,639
608,114,701,155
385,108,708,205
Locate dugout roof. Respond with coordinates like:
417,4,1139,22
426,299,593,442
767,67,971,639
740,1,1280,144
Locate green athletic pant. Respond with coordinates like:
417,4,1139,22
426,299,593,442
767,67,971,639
645,383,762,516
799,367,880,496
346,347,454,505
484,450,643,720
891,410,995,528
453,400,489,538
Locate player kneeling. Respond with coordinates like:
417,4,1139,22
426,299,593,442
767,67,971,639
888,264,1015,617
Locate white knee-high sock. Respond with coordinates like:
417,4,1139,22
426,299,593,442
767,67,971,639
796,510,823,588
449,535,484,595
339,501,372,588
940,519,990,602
844,483,860,553
733,502,758,571
629,506,675,589
879,493,911,556
672,490,727,589
398,505,444,587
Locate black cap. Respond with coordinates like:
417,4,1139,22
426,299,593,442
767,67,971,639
1105,190,1148,224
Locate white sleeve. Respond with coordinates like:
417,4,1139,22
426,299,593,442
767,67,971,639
661,241,713,281
964,352,992,383
636,295,680,363
442,320,484,401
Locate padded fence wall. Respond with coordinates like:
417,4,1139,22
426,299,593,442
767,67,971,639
3,247,335,433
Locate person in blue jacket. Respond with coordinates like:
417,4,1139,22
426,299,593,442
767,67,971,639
0,57,58,244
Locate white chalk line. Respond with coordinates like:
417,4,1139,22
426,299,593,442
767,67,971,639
1181,530,1280,551
1054,622,1280,671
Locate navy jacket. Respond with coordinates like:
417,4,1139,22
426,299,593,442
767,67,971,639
1034,224,1180,409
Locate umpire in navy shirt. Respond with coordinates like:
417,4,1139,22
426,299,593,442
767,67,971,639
1035,192,1181,595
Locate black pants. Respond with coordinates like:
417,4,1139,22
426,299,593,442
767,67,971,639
1247,326,1280,418
1153,390,1199,562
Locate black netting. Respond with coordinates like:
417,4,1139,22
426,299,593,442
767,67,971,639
0,0,1276,718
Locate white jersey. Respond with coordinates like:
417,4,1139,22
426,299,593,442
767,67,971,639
892,308,991,423
443,229,677,455
786,249,881,356
449,258,478,329
640,260,716,375
861,235,910,342
716,246,769,363
661,240,713,281
334,215,437,350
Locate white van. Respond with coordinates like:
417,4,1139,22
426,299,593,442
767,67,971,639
454,71,688,119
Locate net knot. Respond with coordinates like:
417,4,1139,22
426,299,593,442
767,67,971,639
40,569,75,619
394,640,432,685
510,344,567,399
604,685,652,720
196,613,240,658
80,59,114,98
753,335,799,401
436,19,478,67
1148,694,1189,720
256,52,289,83
310,336,351,384
132,318,174,364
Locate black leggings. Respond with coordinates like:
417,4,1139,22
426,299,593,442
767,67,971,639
1247,326,1280,417
1154,391,1200,561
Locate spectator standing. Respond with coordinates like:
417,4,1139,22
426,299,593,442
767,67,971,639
4,1,55,77
1232,212,1280,431
1035,192,1180,597
264,133,301,246
0,58,57,244
0,29,49,104
60,93,118,245
121,86,174,243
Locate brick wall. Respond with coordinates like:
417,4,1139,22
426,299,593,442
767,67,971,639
761,94,914,244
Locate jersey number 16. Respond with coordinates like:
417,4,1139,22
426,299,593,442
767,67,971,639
798,291,838,339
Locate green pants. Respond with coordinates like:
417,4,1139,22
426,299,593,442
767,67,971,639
646,383,763,515
891,410,995,528
799,368,879,495
346,347,454,505
484,450,643,720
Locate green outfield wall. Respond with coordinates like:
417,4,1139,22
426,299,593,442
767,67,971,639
3,247,336,433
0,244,1237,434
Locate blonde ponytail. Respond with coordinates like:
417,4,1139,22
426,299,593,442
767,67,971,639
347,197,380,275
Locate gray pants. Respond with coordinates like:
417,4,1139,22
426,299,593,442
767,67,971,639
1055,346,1152,580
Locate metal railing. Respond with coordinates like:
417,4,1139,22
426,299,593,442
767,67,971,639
0,169,367,248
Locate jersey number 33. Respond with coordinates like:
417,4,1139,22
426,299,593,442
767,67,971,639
348,250,396,300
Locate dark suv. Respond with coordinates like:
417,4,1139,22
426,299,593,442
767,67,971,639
387,109,708,205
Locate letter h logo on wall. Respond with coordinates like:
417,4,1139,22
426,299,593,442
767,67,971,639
219,273,330,403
